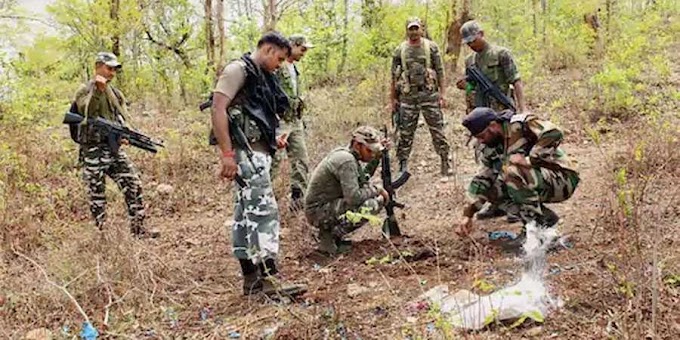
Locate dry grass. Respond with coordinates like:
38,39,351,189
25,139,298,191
2,54,680,339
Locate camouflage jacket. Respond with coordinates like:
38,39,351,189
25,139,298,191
305,146,380,210
465,43,520,111
391,38,445,95
275,61,302,121
73,81,128,121
467,114,577,210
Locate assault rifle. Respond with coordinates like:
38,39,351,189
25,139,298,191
199,96,256,188
465,65,516,112
381,126,411,237
63,112,164,154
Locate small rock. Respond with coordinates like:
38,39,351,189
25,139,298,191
439,176,449,183
156,184,174,195
24,328,52,340
406,316,417,323
526,326,543,337
347,283,369,298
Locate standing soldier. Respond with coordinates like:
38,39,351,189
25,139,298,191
390,17,452,176
73,52,159,239
271,34,314,211
211,32,306,297
456,20,527,113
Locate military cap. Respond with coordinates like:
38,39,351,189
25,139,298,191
462,107,499,135
95,52,122,69
353,126,384,152
289,34,314,48
460,20,482,44
406,17,423,29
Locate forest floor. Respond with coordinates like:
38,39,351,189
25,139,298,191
2,45,680,339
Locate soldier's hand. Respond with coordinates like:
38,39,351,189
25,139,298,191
378,187,390,203
455,216,474,237
439,96,446,109
94,75,108,90
120,138,130,146
391,98,399,113
276,133,289,149
455,77,467,90
218,155,238,181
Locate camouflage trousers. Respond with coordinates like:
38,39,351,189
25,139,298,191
81,145,145,231
232,149,280,264
481,164,580,222
270,118,309,193
305,196,384,238
397,91,450,161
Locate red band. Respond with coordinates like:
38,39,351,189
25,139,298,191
222,149,235,158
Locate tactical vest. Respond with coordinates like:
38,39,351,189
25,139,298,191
398,39,437,94
209,53,289,155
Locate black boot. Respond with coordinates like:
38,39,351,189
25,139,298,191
289,187,304,212
258,259,307,297
440,155,452,176
537,205,560,228
239,259,262,295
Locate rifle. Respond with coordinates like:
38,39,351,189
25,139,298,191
465,65,516,112
381,126,411,237
63,112,164,154
199,97,257,188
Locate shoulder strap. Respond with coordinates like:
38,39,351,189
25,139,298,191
399,41,409,75
423,39,431,69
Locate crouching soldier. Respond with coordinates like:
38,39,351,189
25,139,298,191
305,126,390,256
458,108,580,248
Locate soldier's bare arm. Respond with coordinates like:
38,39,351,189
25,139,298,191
499,49,526,112
212,62,245,180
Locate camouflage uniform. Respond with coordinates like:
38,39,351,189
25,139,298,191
392,32,450,171
271,60,309,199
214,59,281,265
73,53,147,235
305,127,385,254
461,20,521,113
462,109,580,225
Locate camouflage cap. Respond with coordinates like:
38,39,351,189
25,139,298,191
289,34,314,48
95,52,122,69
353,126,384,152
460,20,482,44
406,17,423,29
462,107,499,135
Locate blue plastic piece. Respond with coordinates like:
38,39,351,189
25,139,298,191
488,231,517,241
80,321,99,340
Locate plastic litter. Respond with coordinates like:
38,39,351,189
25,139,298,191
80,321,99,340
417,221,564,330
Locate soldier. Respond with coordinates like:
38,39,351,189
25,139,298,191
456,20,528,222
390,17,452,176
73,52,159,239
271,34,314,211
211,32,306,297
305,126,389,256
457,108,580,248
456,20,527,113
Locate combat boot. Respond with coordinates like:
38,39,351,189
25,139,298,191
258,259,307,298
317,228,339,256
538,205,560,228
440,155,452,176
260,275,308,298
242,272,263,295
476,203,505,220
289,187,304,212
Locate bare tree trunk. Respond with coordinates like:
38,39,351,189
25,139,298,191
338,0,348,74
217,0,226,72
110,0,120,56
205,0,215,74
532,0,538,37
263,0,277,31
445,0,472,73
